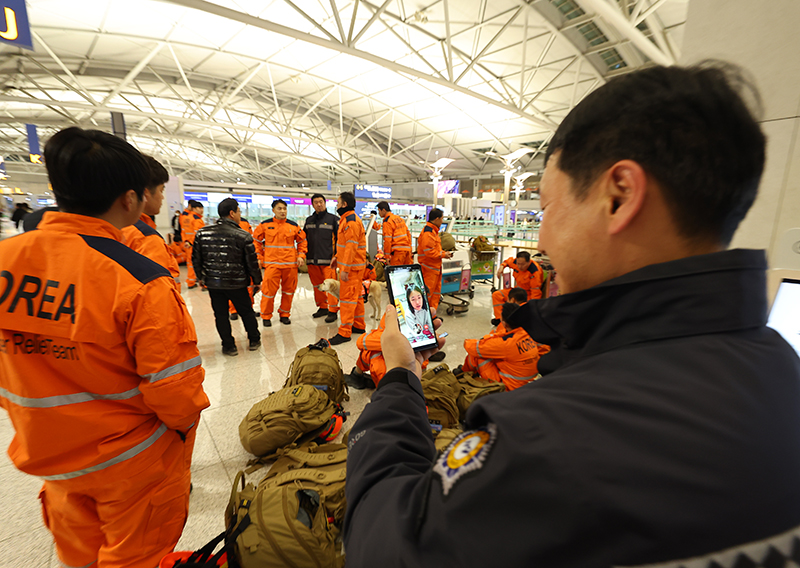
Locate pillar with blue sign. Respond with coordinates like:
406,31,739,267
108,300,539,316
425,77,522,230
0,0,33,51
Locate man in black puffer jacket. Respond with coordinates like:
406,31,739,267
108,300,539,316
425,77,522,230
193,198,262,356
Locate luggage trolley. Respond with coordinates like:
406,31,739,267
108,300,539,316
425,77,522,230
439,256,471,316
469,240,499,296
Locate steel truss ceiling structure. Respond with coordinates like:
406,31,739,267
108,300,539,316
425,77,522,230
0,0,688,187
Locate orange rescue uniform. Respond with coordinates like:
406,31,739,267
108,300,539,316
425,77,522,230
0,212,209,568
417,222,447,310
122,214,181,290
382,213,413,266
179,208,205,287
253,217,307,320
336,210,367,337
492,257,544,319
356,313,388,385
463,326,547,390
230,219,256,314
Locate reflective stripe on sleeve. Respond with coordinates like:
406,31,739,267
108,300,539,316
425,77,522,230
499,371,537,382
476,343,483,358
40,423,169,481
0,386,141,409
144,355,202,384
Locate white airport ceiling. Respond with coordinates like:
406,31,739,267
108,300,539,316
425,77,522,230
0,0,688,187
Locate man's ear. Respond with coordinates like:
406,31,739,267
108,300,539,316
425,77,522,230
121,189,141,212
601,160,648,235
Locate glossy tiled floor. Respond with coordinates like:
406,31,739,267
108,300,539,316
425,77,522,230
0,218,497,565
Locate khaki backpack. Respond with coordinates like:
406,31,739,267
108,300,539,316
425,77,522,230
239,385,336,457
470,235,494,253
456,372,506,421
420,364,462,431
434,426,464,453
439,232,456,251
285,339,349,404
227,443,347,568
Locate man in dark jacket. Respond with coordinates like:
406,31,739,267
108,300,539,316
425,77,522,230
304,193,339,323
343,63,800,568
193,198,261,356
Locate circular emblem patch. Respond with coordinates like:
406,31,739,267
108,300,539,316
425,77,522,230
433,423,497,496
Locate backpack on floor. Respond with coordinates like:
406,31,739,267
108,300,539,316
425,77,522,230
227,442,348,568
420,364,462,432
434,426,464,453
456,372,506,421
239,385,337,457
284,339,349,403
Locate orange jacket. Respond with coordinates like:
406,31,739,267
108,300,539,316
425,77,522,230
253,217,308,269
382,213,412,257
122,214,181,288
417,222,446,272
239,218,253,235
464,326,542,390
179,208,204,245
0,212,209,485
500,257,544,300
336,210,367,278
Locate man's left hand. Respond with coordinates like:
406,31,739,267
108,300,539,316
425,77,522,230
297,258,306,268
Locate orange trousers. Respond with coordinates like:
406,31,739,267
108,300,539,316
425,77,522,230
261,266,298,319
338,269,365,337
492,288,513,319
357,350,388,385
307,265,339,313
422,265,442,311
463,353,501,384
389,251,413,266
40,430,194,568
229,286,255,314
185,246,197,287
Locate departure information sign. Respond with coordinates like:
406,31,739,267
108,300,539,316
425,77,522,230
354,184,391,199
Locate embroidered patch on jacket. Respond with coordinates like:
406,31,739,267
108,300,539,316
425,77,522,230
433,423,497,496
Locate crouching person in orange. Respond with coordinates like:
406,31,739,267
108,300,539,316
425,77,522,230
0,127,209,568
491,250,543,325
329,191,367,345
122,155,181,289
417,207,452,310
463,303,545,390
254,199,307,326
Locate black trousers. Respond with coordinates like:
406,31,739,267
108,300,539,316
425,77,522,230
208,287,260,349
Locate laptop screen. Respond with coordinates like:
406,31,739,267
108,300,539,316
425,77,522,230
767,278,800,357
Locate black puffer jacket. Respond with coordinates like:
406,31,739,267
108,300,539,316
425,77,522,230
192,218,262,289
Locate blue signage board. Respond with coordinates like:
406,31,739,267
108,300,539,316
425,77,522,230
232,194,252,203
26,124,42,164
184,191,208,201
354,184,391,200
1,0,33,51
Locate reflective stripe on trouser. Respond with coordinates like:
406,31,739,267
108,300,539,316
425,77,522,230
185,251,197,287
357,350,387,385
421,265,442,310
229,286,255,314
492,288,511,319
261,266,298,319
338,269,366,337
463,354,531,391
308,265,339,313
389,251,413,266
41,429,194,568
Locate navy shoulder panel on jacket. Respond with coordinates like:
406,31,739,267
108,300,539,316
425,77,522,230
423,226,434,233
527,263,539,274
181,211,188,216
192,213,202,220
286,219,298,227
134,219,160,238
261,218,274,225
80,235,170,284
345,213,356,223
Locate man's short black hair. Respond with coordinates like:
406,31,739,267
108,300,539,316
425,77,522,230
187,199,203,209
546,62,765,246
428,208,444,222
272,199,287,209
516,250,531,262
508,287,528,304
377,201,390,212
44,127,148,216
339,192,355,209
501,303,521,328
311,193,326,202
218,198,239,219
144,155,169,191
